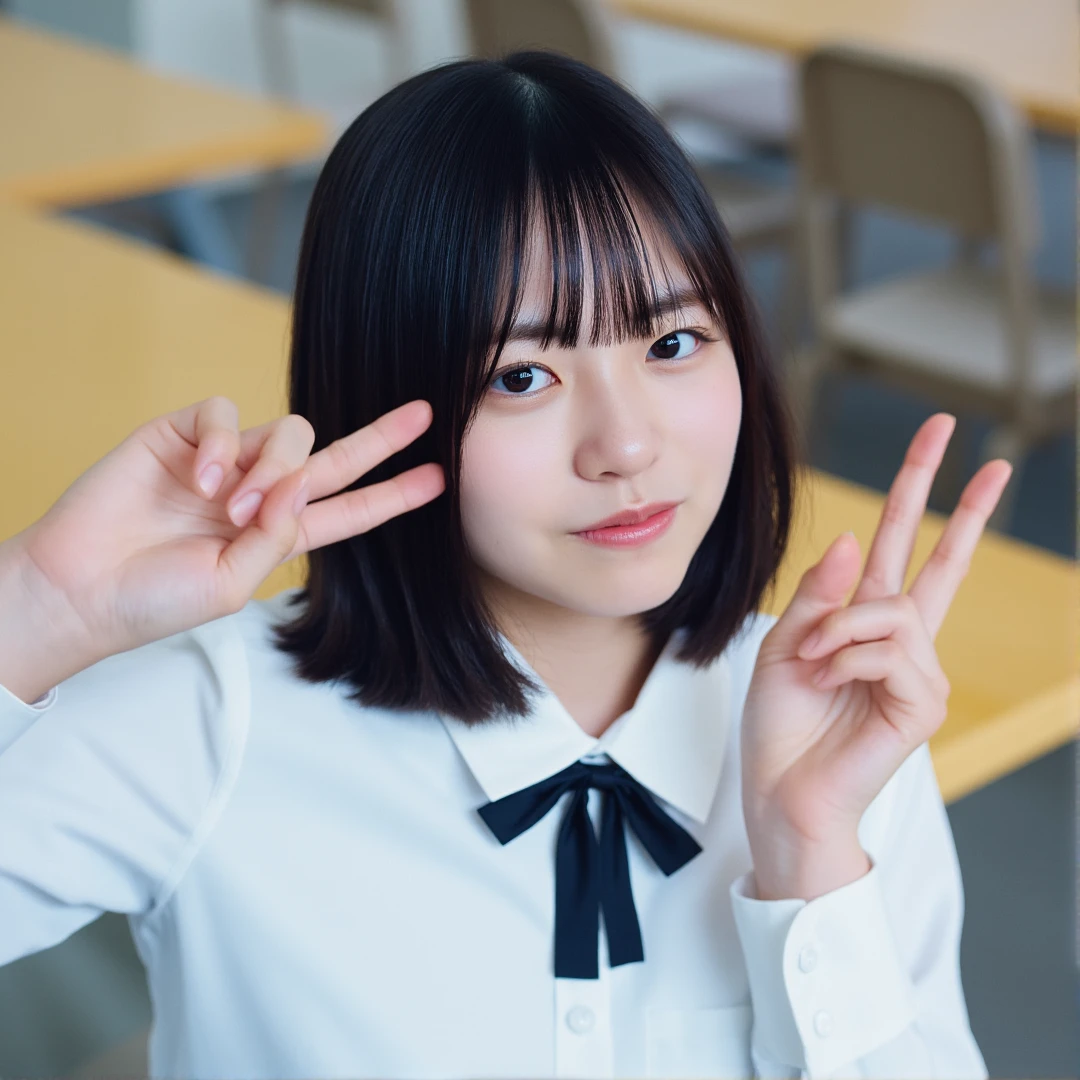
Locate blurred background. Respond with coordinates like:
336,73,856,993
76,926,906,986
0,0,1075,1076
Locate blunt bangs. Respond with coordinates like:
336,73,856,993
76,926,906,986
270,49,803,725
480,67,736,397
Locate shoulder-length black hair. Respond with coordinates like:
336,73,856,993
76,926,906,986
271,49,804,725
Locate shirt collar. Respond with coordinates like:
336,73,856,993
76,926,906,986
438,626,733,825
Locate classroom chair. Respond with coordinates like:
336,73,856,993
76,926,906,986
65,1025,149,1080
789,42,1076,533
657,52,795,156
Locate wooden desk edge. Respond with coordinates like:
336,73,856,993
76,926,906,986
933,676,1080,804
1,120,330,210
612,0,1080,137
0,15,332,207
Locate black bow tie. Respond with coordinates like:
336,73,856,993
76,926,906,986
477,759,703,979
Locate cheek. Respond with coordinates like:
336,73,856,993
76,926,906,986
675,348,742,464
458,415,563,547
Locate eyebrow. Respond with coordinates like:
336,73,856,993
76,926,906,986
503,285,709,346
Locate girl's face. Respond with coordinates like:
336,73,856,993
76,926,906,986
459,229,742,630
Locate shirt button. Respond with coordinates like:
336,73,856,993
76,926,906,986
566,1005,596,1035
813,1010,833,1038
798,944,819,973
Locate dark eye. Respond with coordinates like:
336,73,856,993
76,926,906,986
648,330,703,361
490,364,556,396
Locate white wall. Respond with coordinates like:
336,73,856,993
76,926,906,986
129,0,777,165
10,0,781,188
7,0,134,49
132,0,774,105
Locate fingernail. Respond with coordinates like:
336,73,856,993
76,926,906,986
230,490,263,525
293,477,310,515
812,666,830,686
831,530,855,551
800,629,822,655
198,463,223,497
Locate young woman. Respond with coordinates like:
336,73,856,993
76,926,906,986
0,51,1008,1080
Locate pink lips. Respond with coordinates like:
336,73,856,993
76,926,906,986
573,504,679,547
578,501,680,531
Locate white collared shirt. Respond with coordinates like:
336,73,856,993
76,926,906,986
0,587,987,1079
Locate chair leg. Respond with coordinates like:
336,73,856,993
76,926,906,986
975,422,1029,534
774,233,806,361
929,409,970,513
66,1025,149,1079
784,343,836,464
836,200,856,291
245,167,290,285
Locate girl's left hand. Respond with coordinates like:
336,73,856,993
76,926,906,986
740,413,1013,894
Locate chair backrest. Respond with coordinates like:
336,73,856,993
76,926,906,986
796,41,1040,254
259,0,407,99
300,0,389,15
794,42,1042,393
463,0,618,76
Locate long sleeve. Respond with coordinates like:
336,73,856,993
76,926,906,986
0,617,248,968
728,739,987,1079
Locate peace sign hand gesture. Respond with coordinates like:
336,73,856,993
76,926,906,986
740,413,1013,901
2,396,444,703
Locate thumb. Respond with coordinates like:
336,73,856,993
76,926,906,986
216,469,309,611
770,531,862,651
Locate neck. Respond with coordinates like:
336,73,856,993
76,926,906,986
484,580,666,739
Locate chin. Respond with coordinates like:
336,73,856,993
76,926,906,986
547,569,687,619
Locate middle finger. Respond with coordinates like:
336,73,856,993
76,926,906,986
796,594,943,684
304,399,436,502
285,461,446,560
907,457,1013,642
850,413,956,606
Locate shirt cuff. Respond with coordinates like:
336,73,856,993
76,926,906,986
729,855,918,1076
0,681,58,750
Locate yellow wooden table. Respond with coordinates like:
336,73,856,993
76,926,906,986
615,0,1080,137
0,200,1075,803
0,16,329,207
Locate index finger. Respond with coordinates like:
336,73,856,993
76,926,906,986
284,461,446,561
907,458,1013,641
850,413,956,606
304,399,435,502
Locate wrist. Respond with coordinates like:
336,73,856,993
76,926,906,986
747,826,871,902
0,533,103,704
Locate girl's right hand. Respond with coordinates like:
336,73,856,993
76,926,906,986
7,395,445,670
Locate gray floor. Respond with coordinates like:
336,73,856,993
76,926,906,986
0,134,1075,1078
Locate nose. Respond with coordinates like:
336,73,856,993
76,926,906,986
571,358,660,483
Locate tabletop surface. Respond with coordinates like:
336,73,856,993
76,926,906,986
0,16,330,207
0,200,1075,804
616,0,1080,136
